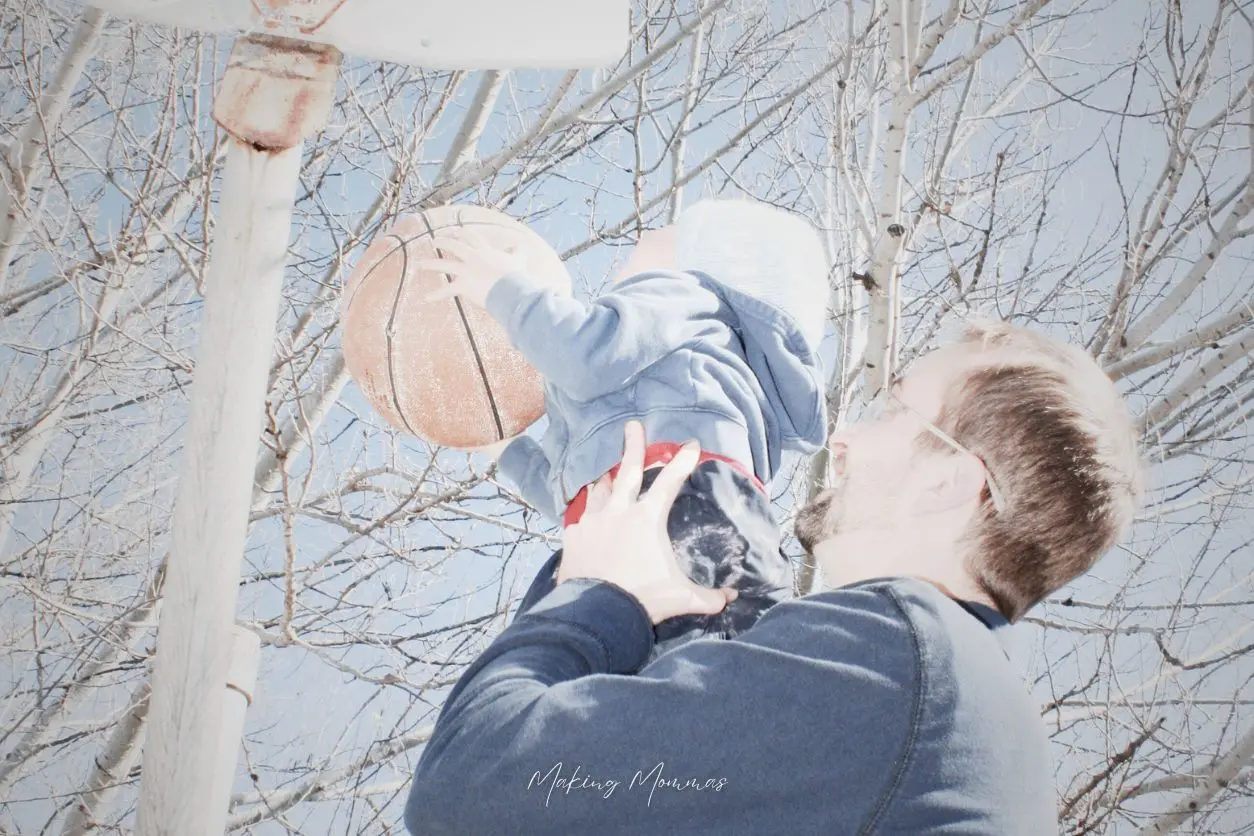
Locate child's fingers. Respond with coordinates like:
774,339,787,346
414,257,465,276
452,228,491,249
423,282,460,303
429,236,475,260
684,584,736,616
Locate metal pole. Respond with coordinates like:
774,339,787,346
135,35,340,836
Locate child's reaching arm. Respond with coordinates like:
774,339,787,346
419,232,722,401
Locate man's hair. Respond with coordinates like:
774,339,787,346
917,319,1148,622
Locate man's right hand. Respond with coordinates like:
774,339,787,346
558,421,737,624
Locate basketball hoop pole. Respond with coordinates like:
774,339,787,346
134,35,339,836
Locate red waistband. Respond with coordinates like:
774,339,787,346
562,441,766,527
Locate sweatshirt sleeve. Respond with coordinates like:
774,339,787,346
403,579,654,835
483,270,724,402
402,580,923,836
494,435,560,521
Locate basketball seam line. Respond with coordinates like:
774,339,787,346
421,211,506,442
382,234,424,439
453,296,505,440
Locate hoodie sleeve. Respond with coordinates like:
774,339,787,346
483,270,723,402
495,435,560,521
403,579,655,836
401,579,924,836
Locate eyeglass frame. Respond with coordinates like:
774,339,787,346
826,378,1007,515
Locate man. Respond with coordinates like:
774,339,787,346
403,320,1146,835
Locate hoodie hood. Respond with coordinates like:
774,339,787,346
691,270,828,453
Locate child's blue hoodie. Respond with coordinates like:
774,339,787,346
485,267,828,520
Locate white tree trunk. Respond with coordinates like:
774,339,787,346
1123,103,1254,352
1137,722,1254,835
225,726,434,829
0,276,123,554
436,71,507,184
254,354,352,503
1139,328,1254,437
0,159,211,556
862,0,913,396
1105,306,1254,381
668,0,708,223
60,682,151,836
1123,193,1254,353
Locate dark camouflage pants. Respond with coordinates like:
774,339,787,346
516,460,793,660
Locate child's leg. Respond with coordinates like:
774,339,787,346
512,460,792,658
649,459,792,658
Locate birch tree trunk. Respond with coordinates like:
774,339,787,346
0,8,107,296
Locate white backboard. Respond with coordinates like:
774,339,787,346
89,0,628,68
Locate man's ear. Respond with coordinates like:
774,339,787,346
914,452,987,514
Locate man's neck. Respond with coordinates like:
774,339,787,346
814,531,996,610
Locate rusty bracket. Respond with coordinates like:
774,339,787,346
213,34,342,152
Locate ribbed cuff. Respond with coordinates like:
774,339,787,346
520,579,655,674
484,271,545,332
496,434,538,487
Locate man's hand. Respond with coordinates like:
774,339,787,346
559,421,737,625
419,230,528,308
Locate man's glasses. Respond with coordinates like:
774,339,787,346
837,381,1006,515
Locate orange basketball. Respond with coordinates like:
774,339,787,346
340,206,570,448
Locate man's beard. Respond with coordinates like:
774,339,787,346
794,486,840,555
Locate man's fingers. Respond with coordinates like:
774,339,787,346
680,585,737,618
611,421,646,506
585,473,613,514
644,440,700,512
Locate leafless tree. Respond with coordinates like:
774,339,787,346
1,0,1251,833
786,1,1254,833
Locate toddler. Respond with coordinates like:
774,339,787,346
423,199,830,656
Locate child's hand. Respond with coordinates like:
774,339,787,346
418,231,529,308
475,436,513,461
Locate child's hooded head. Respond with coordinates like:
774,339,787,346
674,199,830,351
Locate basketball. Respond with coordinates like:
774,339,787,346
340,206,570,449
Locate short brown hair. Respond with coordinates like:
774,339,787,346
917,320,1147,622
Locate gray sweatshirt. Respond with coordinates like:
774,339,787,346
403,576,1058,834
485,268,827,521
